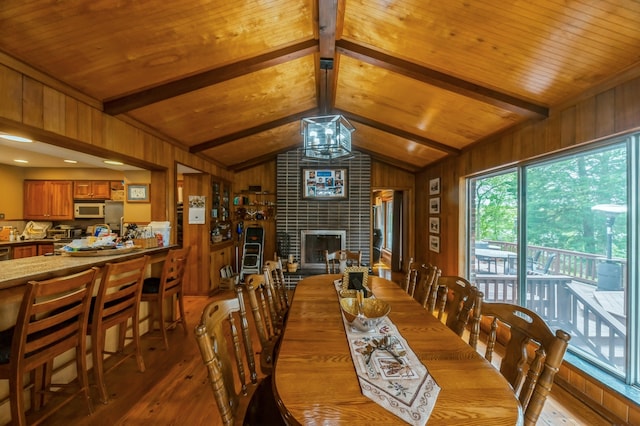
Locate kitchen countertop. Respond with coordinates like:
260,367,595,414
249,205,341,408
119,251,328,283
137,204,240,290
0,238,73,247
0,245,172,291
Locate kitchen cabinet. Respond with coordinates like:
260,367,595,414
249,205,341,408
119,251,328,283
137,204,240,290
209,244,233,293
12,245,37,259
24,180,74,220
38,244,54,256
74,180,111,199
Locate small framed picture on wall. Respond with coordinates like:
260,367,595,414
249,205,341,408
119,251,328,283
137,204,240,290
429,217,440,234
429,177,441,195
429,197,440,214
429,235,440,253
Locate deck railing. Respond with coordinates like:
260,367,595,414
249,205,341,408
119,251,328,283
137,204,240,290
473,274,625,369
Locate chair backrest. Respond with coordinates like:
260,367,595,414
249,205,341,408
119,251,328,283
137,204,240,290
414,263,441,311
92,256,149,328
264,259,289,312
480,302,571,425
194,286,258,426
15,267,98,371
325,250,362,273
245,273,278,349
159,246,190,295
400,257,415,294
435,276,483,344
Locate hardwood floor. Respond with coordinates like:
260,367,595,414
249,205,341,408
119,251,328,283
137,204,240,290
39,285,611,425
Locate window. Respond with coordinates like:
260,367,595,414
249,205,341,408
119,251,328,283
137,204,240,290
467,136,636,386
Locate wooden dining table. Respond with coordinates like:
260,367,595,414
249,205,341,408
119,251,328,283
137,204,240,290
274,274,523,425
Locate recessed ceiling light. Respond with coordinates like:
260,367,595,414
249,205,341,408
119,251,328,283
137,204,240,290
64,159,78,164
103,160,124,166
13,159,29,163
1,134,33,143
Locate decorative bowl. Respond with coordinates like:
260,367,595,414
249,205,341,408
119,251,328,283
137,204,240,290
340,298,391,332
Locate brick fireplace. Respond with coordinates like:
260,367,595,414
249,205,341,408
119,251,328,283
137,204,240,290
276,150,371,269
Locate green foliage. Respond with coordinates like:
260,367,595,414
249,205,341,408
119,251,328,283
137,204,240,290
473,143,627,258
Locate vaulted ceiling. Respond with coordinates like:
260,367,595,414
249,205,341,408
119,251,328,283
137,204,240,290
2,1,640,172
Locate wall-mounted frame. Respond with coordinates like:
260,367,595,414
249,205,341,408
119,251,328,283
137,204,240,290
127,183,150,203
302,167,348,200
429,197,440,214
429,235,440,253
429,177,441,195
341,266,370,292
429,217,440,234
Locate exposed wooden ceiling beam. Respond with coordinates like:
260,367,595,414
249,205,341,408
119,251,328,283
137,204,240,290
336,39,549,118
317,0,340,113
190,108,319,153
104,40,319,115
336,109,461,155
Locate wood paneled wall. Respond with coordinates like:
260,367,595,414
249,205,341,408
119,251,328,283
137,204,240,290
233,161,277,261
416,75,640,423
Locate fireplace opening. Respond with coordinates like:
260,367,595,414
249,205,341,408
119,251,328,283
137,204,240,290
301,230,346,270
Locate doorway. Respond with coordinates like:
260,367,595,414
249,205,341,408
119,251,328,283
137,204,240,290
373,189,406,272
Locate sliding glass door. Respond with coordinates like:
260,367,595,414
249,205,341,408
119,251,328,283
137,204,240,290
467,136,634,382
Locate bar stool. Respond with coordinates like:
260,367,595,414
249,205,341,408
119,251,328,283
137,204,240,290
141,246,190,350
88,255,149,404
0,267,98,425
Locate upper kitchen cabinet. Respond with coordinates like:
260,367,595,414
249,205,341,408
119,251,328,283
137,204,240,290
73,180,111,199
24,180,74,220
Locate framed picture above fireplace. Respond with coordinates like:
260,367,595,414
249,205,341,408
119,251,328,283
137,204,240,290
302,167,348,200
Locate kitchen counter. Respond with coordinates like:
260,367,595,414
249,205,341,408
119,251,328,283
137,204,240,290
0,245,172,291
0,238,73,247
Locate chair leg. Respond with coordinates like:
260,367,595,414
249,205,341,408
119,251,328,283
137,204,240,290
177,291,188,336
92,330,109,404
10,370,27,426
132,310,146,373
77,341,94,415
158,296,169,350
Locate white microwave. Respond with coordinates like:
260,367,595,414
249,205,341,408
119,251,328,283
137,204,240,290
74,202,105,218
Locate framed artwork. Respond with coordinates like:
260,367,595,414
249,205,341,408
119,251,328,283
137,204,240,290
127,183,150,203
429,217,440,234
429,197,440,214
342,266,370,292
429,235,440,253
429,177,441,195
302,167,348,200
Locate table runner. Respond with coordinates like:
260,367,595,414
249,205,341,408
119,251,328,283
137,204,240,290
335,281,440,425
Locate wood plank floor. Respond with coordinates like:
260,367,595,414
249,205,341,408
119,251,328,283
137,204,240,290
40,285,612,425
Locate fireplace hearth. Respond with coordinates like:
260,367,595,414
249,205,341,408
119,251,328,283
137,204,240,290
301,230,346,270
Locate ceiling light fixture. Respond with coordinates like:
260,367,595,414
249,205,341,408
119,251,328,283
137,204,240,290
13,159,29,163
103,160,124,166
300,58,355,160
1,134,32,143
64,159,78,164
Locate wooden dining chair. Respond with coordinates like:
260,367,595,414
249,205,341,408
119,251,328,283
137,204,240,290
401,257,417,295
480,302,571,426
434,275,483,348
245,274,280,375
194,286,285,426
413,263,441,312
0,267,98,425
264,259,289,317
325,249,362,273
88,255,149,404
141,246,191,350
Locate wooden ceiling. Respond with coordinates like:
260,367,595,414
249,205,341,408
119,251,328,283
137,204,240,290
2,1,640,172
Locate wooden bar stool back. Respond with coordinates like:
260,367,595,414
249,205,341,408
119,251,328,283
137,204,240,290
402,257,417,296
88,255,149,404
141,246,191,349
195,286,285,426
480,302,571,425
263,260,289,322
0,267,98,425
